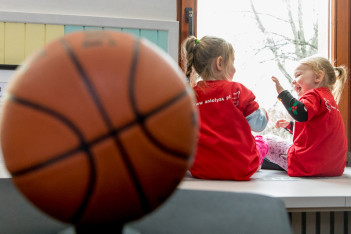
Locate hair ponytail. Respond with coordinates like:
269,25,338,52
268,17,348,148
181,36,198,87
332,66,348,104
181,35,235,87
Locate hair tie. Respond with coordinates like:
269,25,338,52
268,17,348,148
195,39,200,45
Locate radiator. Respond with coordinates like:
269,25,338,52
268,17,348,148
289,211,351,234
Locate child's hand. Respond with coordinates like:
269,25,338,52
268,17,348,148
275,119,290,129
271,76,285,94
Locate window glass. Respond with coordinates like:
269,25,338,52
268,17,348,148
198,0,329,139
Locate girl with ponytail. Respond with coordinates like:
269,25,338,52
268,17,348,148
181,36,269,180
266,56,348,177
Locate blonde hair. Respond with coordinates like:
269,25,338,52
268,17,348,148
181,36,234,87
300,56,348,104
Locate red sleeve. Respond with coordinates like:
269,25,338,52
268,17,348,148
232,83,259,117
299,90,321,120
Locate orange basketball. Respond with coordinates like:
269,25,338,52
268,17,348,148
0,31,198,226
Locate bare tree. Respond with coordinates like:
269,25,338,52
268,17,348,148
250,0,318,83
248,0,318,139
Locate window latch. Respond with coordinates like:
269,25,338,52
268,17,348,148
185,7,193,36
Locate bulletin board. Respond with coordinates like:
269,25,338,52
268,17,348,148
0,11,179,65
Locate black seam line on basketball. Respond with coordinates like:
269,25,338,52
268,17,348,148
62,38,151,217
118,38,152,214
10,86,187,176
128,60,190,161
7,95,96,225
8,95,85,141
89,90,189,152
11,146,82,177
143,90,188,123
140,90,190,160
126,39,190,159
8,94,95,185
60,38,108,224
59,39,114,129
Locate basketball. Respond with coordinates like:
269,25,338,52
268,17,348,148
0,31,198,226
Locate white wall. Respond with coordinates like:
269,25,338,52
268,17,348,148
0,0,176,21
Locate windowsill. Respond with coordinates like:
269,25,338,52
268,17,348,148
179,167,351,211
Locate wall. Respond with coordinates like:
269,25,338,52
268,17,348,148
0,0,176,21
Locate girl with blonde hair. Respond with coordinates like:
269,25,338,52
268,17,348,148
266,56,348,176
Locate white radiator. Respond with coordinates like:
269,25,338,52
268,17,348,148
289,211,350,234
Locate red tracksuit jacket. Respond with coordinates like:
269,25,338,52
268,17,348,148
190,80,260,180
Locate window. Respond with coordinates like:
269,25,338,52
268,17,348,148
197,0,329,139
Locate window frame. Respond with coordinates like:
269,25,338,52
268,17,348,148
330,0,351,164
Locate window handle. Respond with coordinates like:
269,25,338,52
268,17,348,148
185,7,193,36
